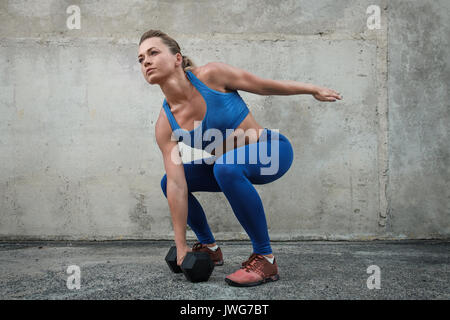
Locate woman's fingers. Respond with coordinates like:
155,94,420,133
313,88,343,101
325,91,337,101
331,91,342,100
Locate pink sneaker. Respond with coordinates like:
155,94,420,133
225,253,280,287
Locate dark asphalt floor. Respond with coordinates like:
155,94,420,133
0,240,448,300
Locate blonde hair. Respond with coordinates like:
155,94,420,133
139,29,195,72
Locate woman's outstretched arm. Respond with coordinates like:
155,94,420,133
205,61,343,102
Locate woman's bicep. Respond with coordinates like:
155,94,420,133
207,62,273,95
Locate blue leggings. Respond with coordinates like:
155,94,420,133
160,128,294,255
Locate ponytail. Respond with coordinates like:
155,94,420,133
181,55,195,72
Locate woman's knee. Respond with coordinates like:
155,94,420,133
281,139,294,172
273,140,294,178
160,174,167,197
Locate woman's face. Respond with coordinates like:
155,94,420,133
138,37,180,85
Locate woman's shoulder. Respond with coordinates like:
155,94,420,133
189,63,234,94
188,64,212,79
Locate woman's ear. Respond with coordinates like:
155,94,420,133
175,52,183,67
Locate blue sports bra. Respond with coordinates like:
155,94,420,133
162,69,250,152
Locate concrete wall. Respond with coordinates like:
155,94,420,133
387,0,450,238
0,0,448,241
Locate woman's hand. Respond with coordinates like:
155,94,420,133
176,245,192,266
312,86,343,102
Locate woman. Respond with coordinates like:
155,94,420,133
138,30,342,287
